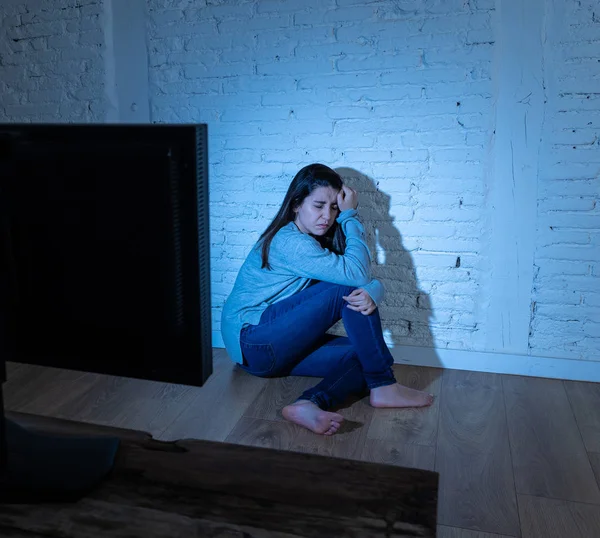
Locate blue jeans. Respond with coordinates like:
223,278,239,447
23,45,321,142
238,281,397,410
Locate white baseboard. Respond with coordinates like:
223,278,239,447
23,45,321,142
211,331,600,383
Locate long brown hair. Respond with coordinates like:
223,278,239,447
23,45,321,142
258,163,346,270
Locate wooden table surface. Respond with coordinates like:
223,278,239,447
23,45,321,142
1,411,439,537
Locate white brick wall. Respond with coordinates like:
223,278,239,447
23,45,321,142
0,0,106,123
146,0,496,353
530,0,600,360
146,0,599,362
1,0,598,368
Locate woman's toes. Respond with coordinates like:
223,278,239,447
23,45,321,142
325,422,339,435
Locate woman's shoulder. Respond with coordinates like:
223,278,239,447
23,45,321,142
270,222,324,263
272,222,319,247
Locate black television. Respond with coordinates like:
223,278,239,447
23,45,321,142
0,123,212,502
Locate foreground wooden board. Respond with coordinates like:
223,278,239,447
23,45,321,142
2,411,439,537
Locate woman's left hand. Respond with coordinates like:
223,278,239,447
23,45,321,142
342,288,377,315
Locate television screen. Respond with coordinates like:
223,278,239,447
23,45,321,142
0,124,212,387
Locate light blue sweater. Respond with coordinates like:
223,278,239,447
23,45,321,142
220,209,384,365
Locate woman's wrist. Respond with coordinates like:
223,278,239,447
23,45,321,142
336,208,359,223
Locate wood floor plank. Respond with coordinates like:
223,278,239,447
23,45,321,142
243,375,317,421
569,501,600,538
225,417,298,450
503,375,600,504
518,494,600,538
367,365,442,446
4,364,100,416
590,453,600,489
4,350,231,435
94,381,201,437
157,355,267,442
437,526,516,538
98,349,232,436
4,365,195,437
291,394,374,461
564,380,600,452
5,361,24,377
54,374,170,425
436,369,519,536
361,439,435,471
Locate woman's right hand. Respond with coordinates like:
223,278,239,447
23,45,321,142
337,185,359,212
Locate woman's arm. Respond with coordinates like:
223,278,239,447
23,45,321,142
273,209,372,287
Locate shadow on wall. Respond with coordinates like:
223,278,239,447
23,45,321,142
334,167,442,372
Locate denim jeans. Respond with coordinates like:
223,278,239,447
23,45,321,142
238,281,397,410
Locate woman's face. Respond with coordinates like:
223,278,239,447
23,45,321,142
294,186,340,237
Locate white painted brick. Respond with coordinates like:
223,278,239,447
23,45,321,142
381,67,468,85
222,75,296,94
257,59,332,76
151,21,217,38
547,111,600,130
184,61,254,78
370,161,428,178
61,47,102,62
47,33,78,49
5,103,60,116
337,52,420,72
428,161,484,179
539,179,599,197
584,293,600,307
78,29,103,46
26,89,63,104
8,50,59,65
402,129,467,147
533,289,583,306
418,177,486,195
537,245,600,262
425,80,492,99
431,148,485,162
551,128,599,146
10,20,65,39
550,148,600,165
538,230,591,246
560,24,600,42
223,134,295,151
296,6,375,26
423,13,492,33
150,8,184,24
473,0,496,9
220,107,291,123
257,0,319,15
295,42,375,60
219,14,291,33
297,72,378,90
539,162,600,181
258,26,334,49
539,197,597,212
539,213,600,230
465,131,488,146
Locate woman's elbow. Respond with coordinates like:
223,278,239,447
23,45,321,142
352,272,371,288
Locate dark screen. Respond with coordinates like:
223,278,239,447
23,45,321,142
0,125,211,387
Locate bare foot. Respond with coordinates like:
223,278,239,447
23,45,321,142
282,400,344,436
370,383,434,408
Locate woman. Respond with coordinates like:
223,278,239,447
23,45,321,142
221,163,434,436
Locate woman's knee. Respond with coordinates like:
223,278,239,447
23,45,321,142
325,282,357,296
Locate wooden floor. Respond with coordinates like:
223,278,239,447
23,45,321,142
4,349,600,538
